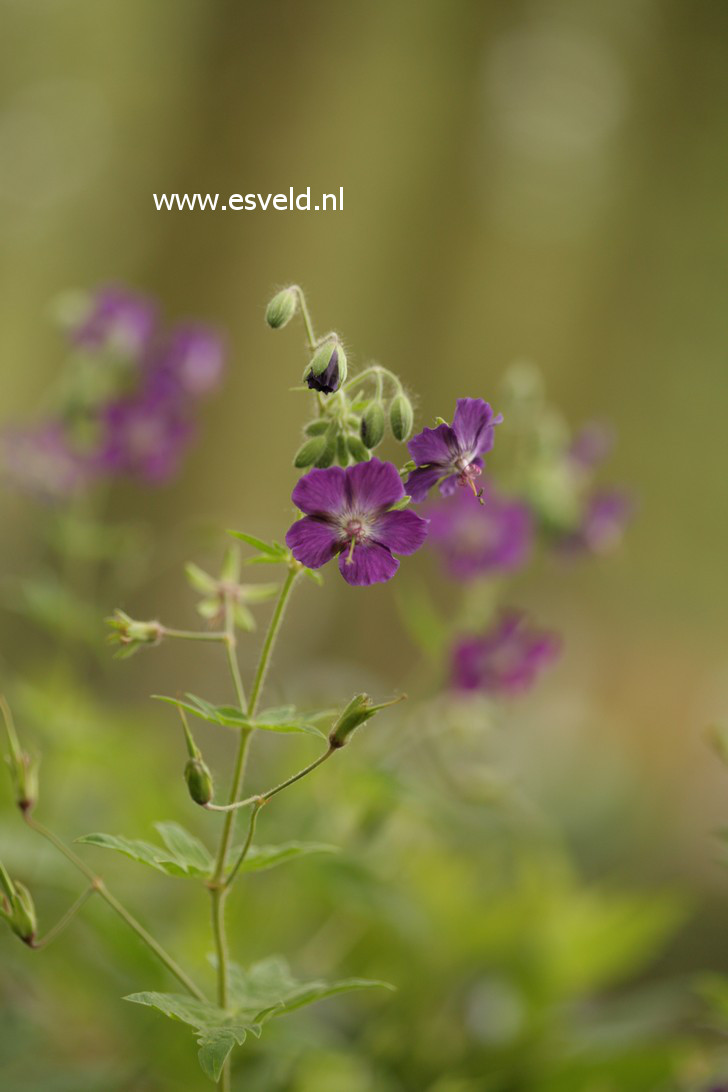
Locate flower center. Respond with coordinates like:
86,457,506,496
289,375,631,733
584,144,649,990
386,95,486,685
454,457,483,500
341,516,370,565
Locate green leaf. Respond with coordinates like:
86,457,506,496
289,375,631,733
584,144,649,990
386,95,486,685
152,694,249,730
227,531,277,554
154,822,213,875
229,841,339,875
124,992,252,1082
78,825,212,879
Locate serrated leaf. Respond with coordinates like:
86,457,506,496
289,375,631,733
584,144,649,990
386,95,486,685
229,842,339,875
124,992,252,1083
78,827,212,879
274,976,395,1014
153,694,248,730
154,822,213,875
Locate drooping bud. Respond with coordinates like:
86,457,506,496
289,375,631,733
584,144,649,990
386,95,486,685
328,692,405,749
361,402,386,449
106,610,163,658
389,393,414,441
0,863,36,945
304,338,347,395
346,435,371,463
185,757,214,806
265,287,298,329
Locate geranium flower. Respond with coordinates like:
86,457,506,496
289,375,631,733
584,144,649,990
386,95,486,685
405,398,502,502
286,458,428,586
451,611,560,696
427,482,532,580
556,488,632,556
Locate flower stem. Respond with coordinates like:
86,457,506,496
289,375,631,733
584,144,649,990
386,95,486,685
31,886,96,950
205,744,336,814
162,627,227,643
224,802,262,889
22,813,206,1000
292,286,317,351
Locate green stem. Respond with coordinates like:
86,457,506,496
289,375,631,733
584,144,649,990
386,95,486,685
341,364,401,397
224,802,262,889
248,566,300,718
31,886,96,950
292,286,317,350
162,627,227,643
23,813,206,1000
205,744,336,814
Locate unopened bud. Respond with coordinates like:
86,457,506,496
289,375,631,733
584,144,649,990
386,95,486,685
106,610,163,658
0,865,36,945
185,757,214,806
389,393,414,441
336,434,350,466
328,692,404,748
346,435,370,463
361,402,386,449
304,418,331,437
294,435,327,468
265,288,298,329
304,339,347,395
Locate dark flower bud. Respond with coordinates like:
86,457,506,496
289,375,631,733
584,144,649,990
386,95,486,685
185,756,214,806
294,435,327,468
304,339,347,395
265,288,298,329
329,692,405,748
389,393,414,441
346,434,371,463
361,402,386,449
304,419,331,437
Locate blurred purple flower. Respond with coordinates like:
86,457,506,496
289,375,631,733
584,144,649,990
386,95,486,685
406,398,502,502
568,421,614,469
1,423,92,499
557,488,632,556
98,391,194,484
152,325,226,398
71,285,156,358
451,611,560,696
286,458,428,586
427,482,532,580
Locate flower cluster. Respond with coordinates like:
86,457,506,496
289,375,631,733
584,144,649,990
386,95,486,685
451,611,561,697
2,286,225,498
426,482,532,580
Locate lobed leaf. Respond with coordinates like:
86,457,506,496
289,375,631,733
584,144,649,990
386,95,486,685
229,841,339,875
78,824,212,879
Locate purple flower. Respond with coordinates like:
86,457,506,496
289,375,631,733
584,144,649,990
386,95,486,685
286,458,428,586
451,611,560,696
568,421,614,470
406,398,502,502
1,423,92,499
71,286,156,359
98,391,194,484
152,325,226,398
557,489,632,555
427,482,532,580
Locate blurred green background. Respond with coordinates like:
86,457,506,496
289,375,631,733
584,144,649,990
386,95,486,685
1,1,728,1089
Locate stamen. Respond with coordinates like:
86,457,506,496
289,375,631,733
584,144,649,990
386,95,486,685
345,537,357,565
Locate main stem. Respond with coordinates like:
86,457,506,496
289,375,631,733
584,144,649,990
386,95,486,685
23,813,205,1000
209,566,300,1092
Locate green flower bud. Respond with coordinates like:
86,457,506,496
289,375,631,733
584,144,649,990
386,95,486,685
106,610,163,658
389,392,414,441
304,418,331,437
346,434,371,463
294,435,327,468
361,402,386,449
11,881,36,944
336,434,350,466
265,287,298,329
185,757,214,806
328,692,405,748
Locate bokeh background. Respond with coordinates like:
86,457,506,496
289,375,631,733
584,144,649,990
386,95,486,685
1,2,728,1089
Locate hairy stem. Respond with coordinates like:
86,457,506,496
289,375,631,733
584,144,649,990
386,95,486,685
23,813,205,1000
31,886,96,950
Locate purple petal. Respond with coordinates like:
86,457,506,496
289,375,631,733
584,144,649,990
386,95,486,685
438,471,461,497
161,326,226,397
407,423,456,468
345,457,404,513
405,464,443,502
372,509,428,556
72,286,156,357
339,542,399,586
291,466,348,517
451,399,502,457
286,517,339,568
